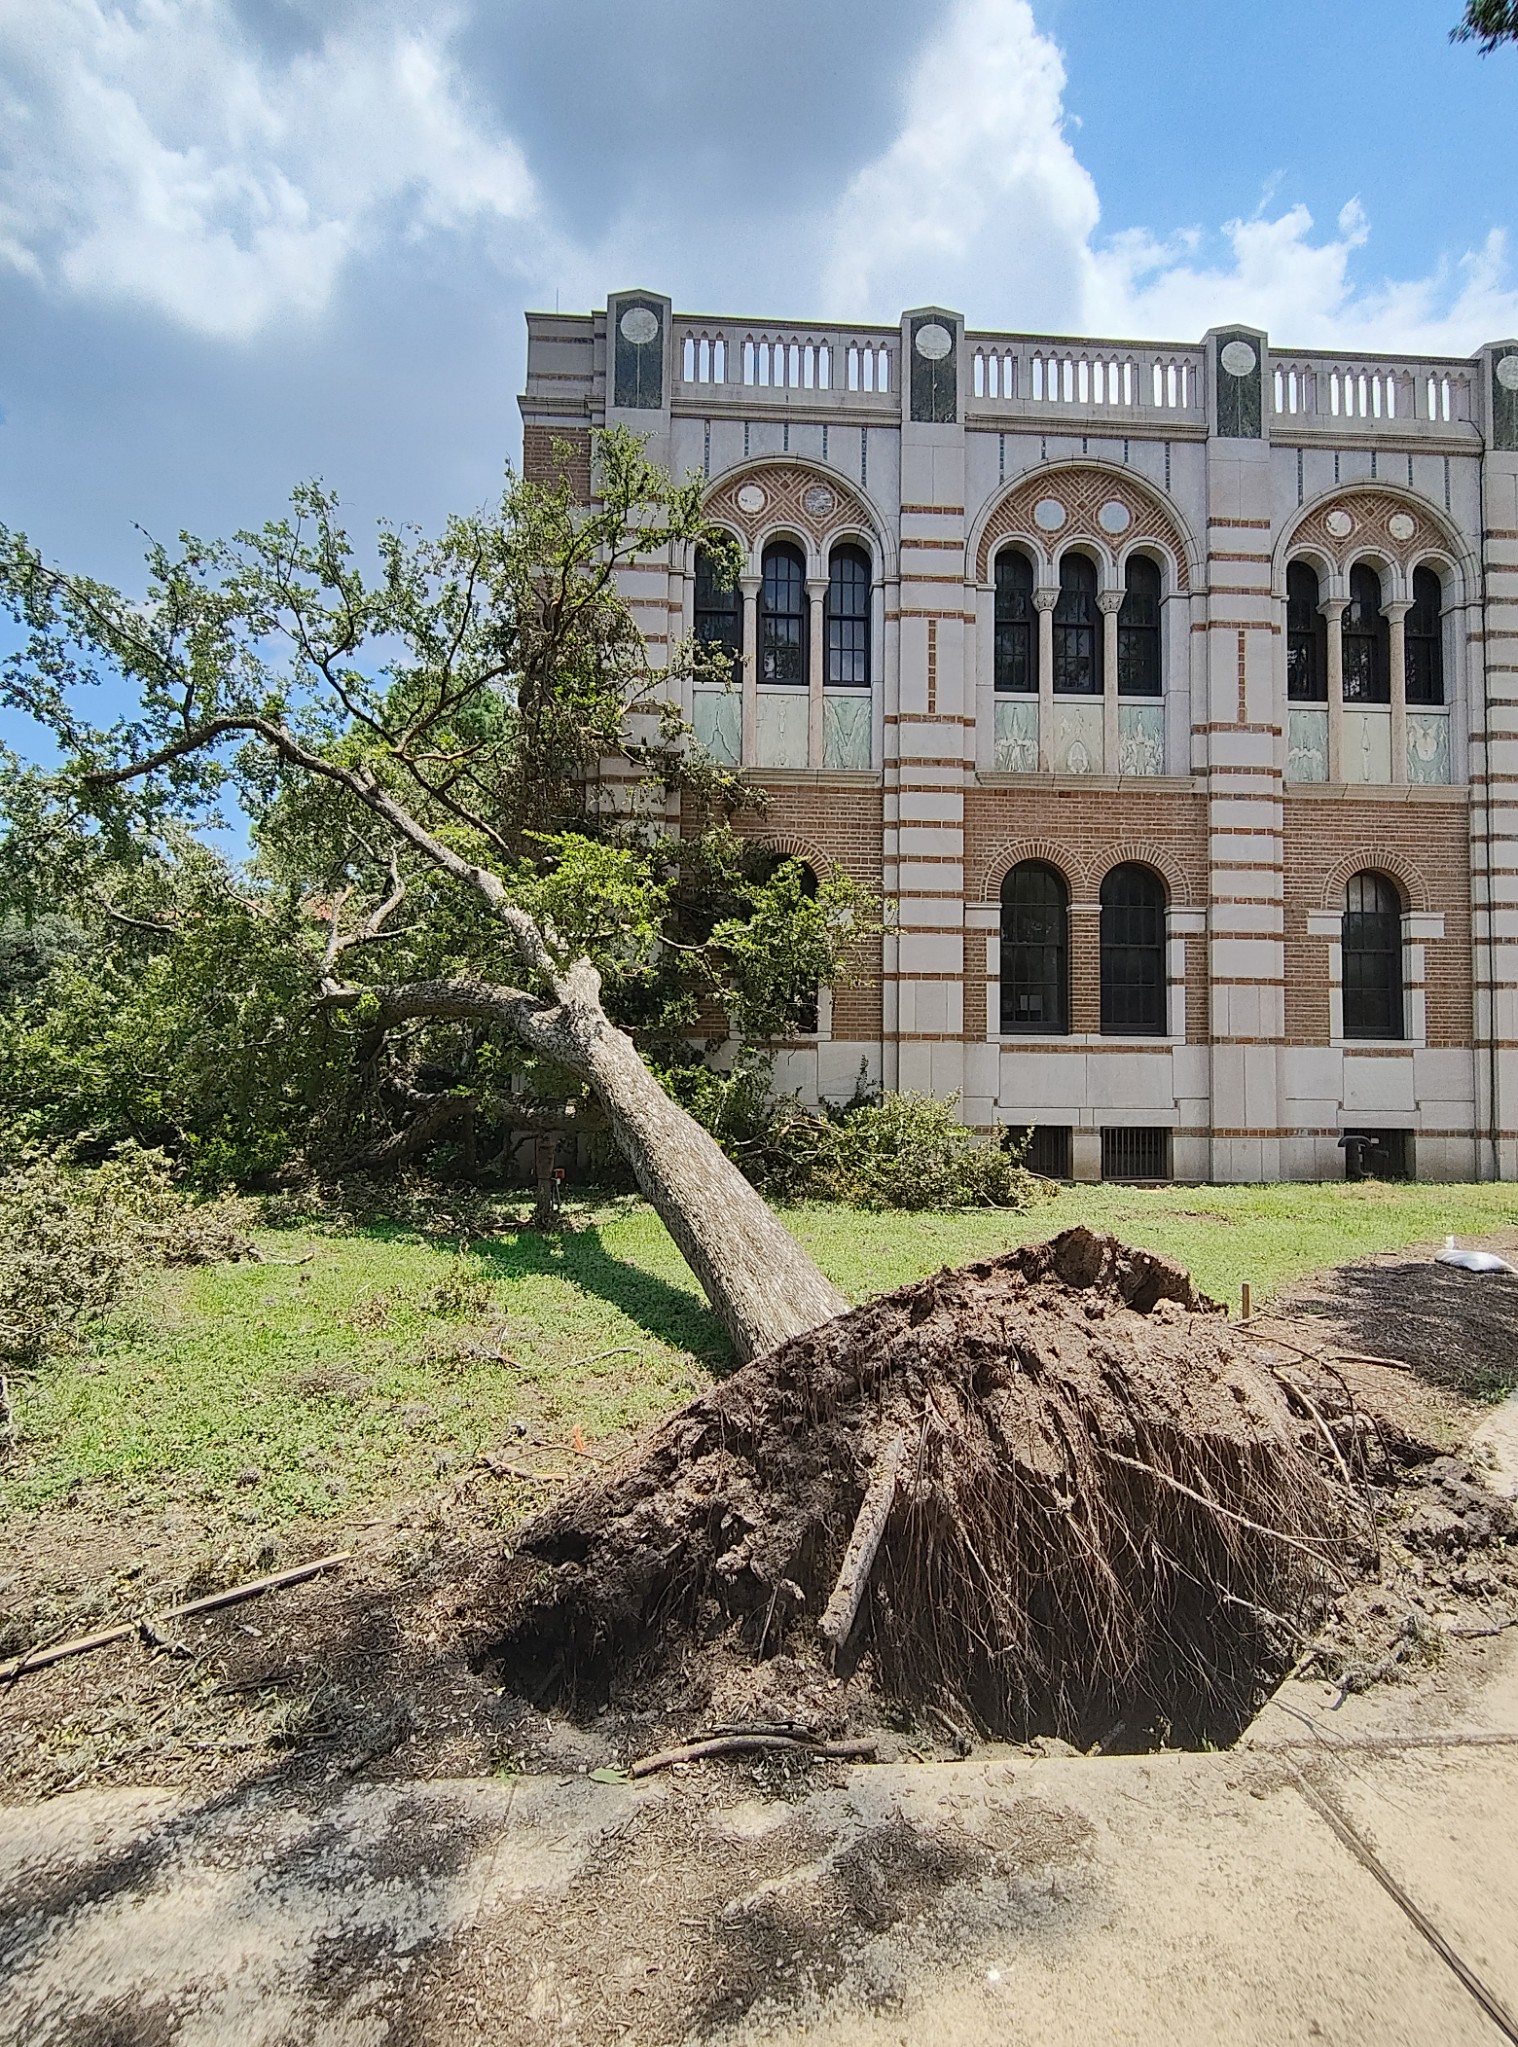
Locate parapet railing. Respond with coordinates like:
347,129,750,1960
677,322,897,402
1270,352,1476,432
965,337,1204,419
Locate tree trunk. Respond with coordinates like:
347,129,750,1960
358,965,850,1363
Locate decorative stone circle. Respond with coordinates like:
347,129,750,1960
1033,497,1068,532
619,305,659,345
1496,353,1518,393
915,322,954,361
1324,508,1355,539
1098,499,1132,535
736,483,767,515
802,484,837,519
1387,511,1417,542
1220,339,1258,377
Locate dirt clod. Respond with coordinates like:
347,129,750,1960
479,1230,1349,1751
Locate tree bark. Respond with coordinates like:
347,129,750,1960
335,963,850,1363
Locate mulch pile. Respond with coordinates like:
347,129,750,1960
477,1229,1353,1751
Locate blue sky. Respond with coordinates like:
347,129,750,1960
0,0,1513,615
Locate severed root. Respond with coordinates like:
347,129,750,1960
819,1430,909,1655
629,1734,877,1778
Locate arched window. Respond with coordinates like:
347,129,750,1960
1287,561,1327,701
1343,564,1388,704
1117,556,1162,697
1100,864,1167,1036
1342,871,1404,1040
1053,553,1101,695
1405,566,1445,706
759,542,807,687
825,544,871,687
693,546,740,683
1000,862,1068,1034
994,548,1036,693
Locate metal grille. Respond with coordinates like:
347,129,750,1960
1025,1125,1072,1178
1101,1127,1171,1181
994,549,1035,693
1342,872,1403,1039
760,543,807,686
1286,560,1327,701
1053,553,1101,695
1000,862,1068,1033
825,545,871,686
1100,864,1167,1036
1340,1128,1412,1181
1116,556,1161,697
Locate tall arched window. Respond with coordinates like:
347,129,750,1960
759,542,807,686
1053,553,1101,695
825,544,871,687
994,548,1036,693
1100,864,1167,1036
1000,862,1069,1034
693,546,740,683
1342,871,1404,1039
1405,566,1445,706
1343,564,1388,704
1117,556,1162,696
1287,561,1327,701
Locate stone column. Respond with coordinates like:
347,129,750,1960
1321,597,1347,782
807,577,827,768
1035,586,1058,771
1385,598,1411,786
740,575,760,767
1099,589,1123,773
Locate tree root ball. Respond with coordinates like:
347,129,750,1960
478,1230,1352,1750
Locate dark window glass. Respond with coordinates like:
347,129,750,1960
1343,564,1389,704
1117,555,1162,697
1405,565,1444,706
1100,864,1167,1035
693,546,740,683
1342,871,1403,1039
760,542,808,687
1287,560,1327,702
1000,862,1069,1034
994,549,1036,693
825,544,871,687
1053,553,1101,696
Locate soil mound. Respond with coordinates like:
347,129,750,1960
479,1230,1350,1750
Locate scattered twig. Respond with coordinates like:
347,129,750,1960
628,1734,877,1779
567,1346,642,1370
1334,1352,1414,1373
477,1455,570,1483
0,1552,352,1684
819,1430,908,1655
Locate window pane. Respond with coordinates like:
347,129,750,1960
760,544,808,688
825,546,871,687
1287,562,1326,702
1342,872,1403,1039
1000,863,1068,1033
1405,566,1444,706
1343,565,1388,704
693,546,741,682
994,551,1036,693
1055,554,1101,695
1100,864,1167,1035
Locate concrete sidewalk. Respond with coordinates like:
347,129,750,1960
2,1636,1516,2046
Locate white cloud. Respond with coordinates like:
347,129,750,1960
822,0,1518,354
0,0,548,340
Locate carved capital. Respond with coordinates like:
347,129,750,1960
1097,590,1125,615
1033,586,1059,613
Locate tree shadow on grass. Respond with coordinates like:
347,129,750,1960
1282,1259,1518,1402
353,1217,733,1371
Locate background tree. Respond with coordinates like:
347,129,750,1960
1452,2,1518,49
0,430,875,1359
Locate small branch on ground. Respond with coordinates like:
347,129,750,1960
628,1733,878,1778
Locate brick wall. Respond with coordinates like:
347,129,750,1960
1283,796,1473,1045
522,425,593,502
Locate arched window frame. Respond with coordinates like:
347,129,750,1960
759,540,808,688
999,861,1069,1035
1286,559,1328,701
1343,563,1389,705
1340,871,1405,1041
824,542,872,689
993,547,1037,694
1405,564,1445,707
1099,863,1168,1037
1053,551,1102,696
693,542,741,685
1116,554,1162,698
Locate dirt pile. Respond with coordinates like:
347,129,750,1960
478,1229,1351,1750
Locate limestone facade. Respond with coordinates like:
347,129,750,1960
520,294,1518,1183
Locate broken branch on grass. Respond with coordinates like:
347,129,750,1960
819,1429,909,1655
0,1551,352,1684
628,1734,878,1778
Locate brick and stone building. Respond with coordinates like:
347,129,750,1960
519,292,1518,1183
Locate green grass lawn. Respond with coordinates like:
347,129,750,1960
5,1180,1515,1530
